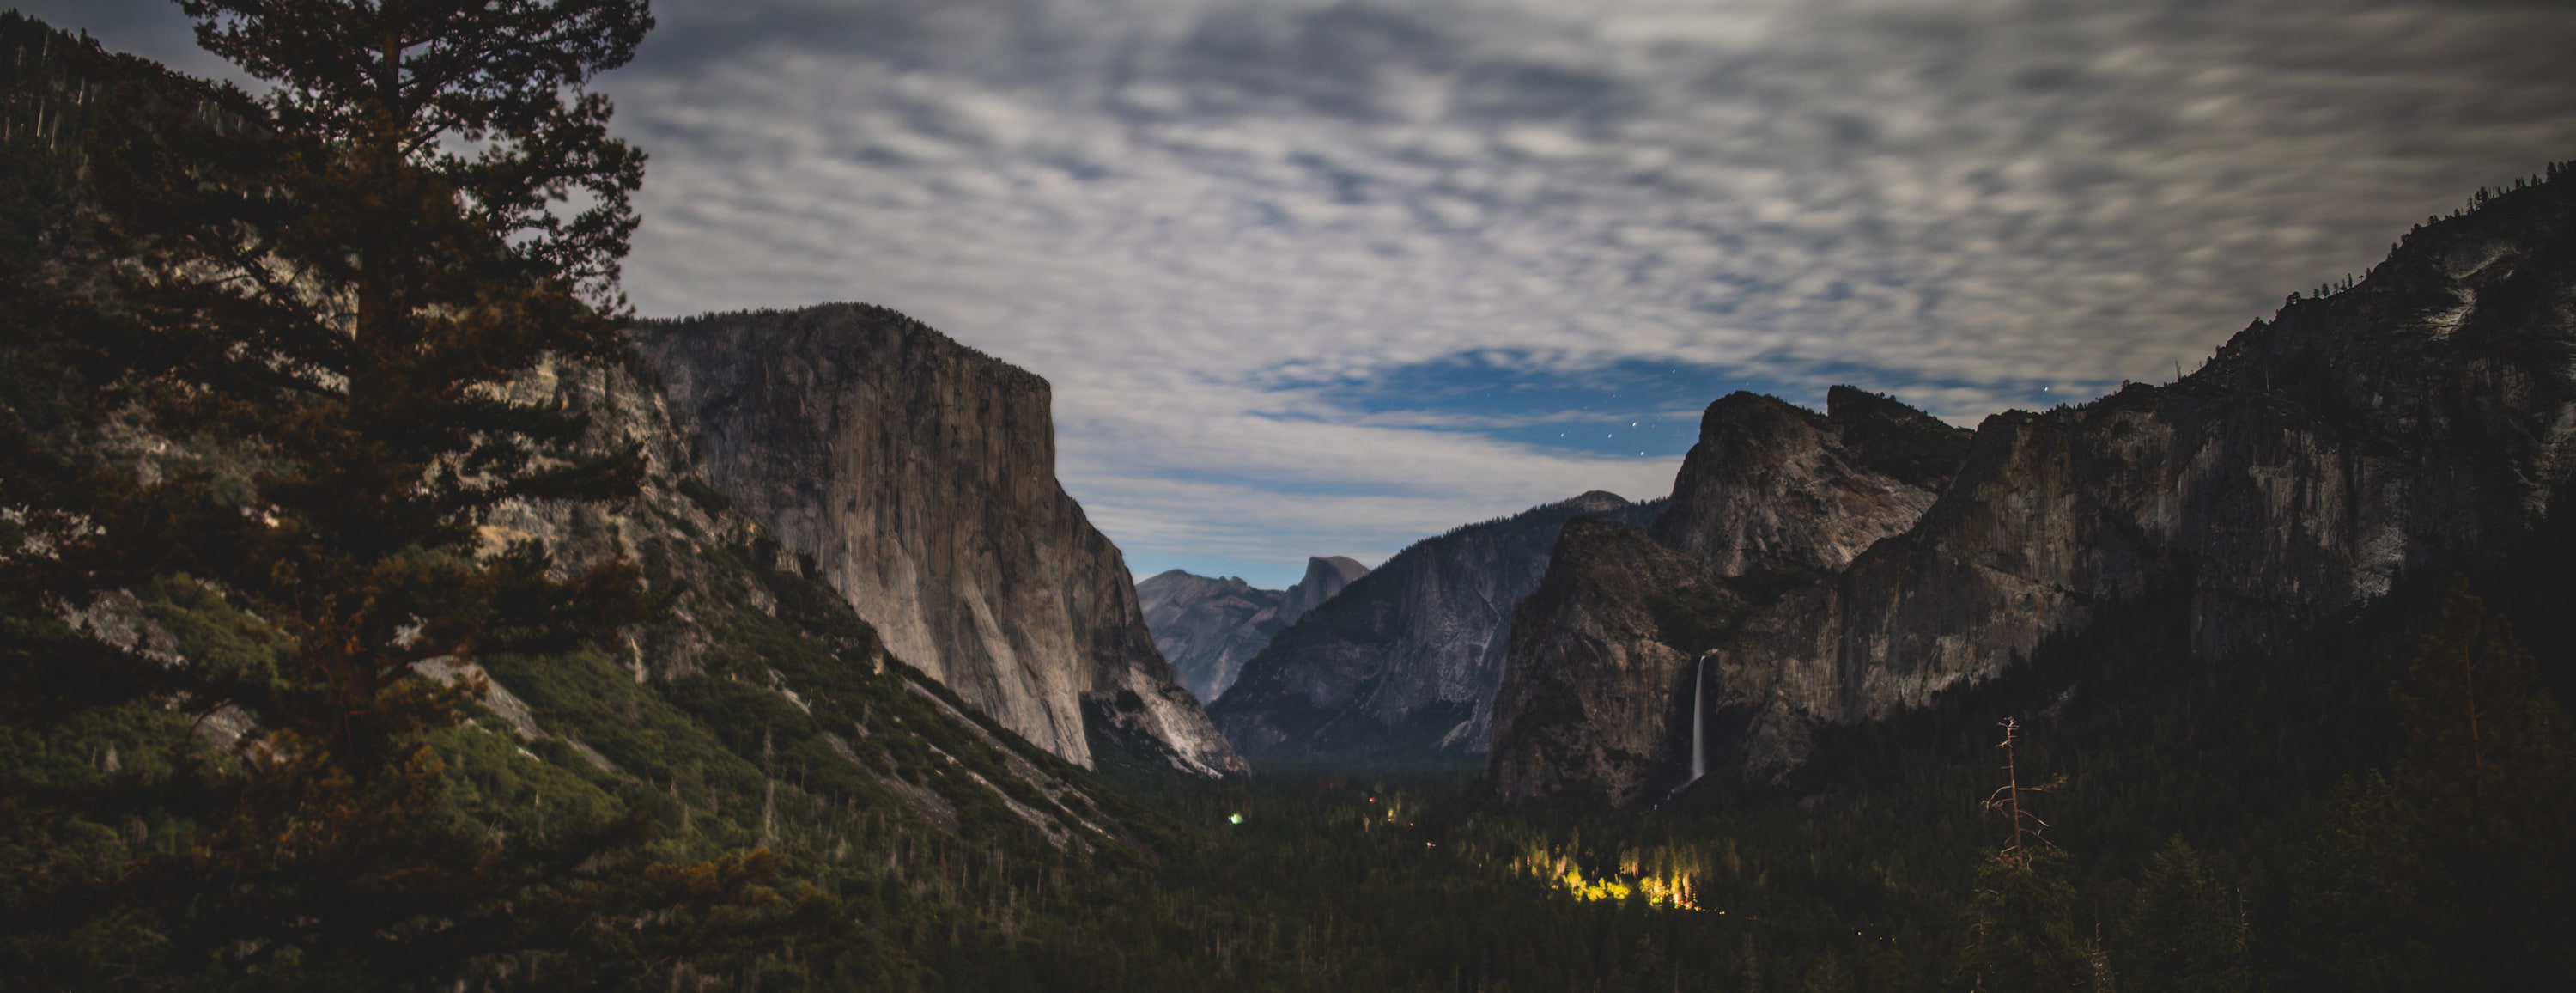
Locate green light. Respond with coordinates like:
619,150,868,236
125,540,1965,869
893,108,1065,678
1228,813,1243,825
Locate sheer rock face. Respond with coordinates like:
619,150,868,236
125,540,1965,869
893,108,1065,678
1486,520,1742,806
1489,392,1967,804
479,359,1136,844
1138,556,1370,704
630,304,1242,776
1209,492,1661,765
1278,556,1370,628
1651,389,1965,578
1492,179,2576,803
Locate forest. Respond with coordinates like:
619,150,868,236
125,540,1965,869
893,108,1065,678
3,4,2572,990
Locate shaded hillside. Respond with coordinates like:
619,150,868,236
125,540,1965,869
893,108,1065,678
1138,556,1367,704
1210,492,1661,765
0,15,1177,985
1137,571,1285,703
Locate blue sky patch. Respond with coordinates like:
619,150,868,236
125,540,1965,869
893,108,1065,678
1262,350,2121,460
1267,350,1815,459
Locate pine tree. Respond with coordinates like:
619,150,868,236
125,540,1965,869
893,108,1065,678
2385,579,2576,986
2391,579,2568,840
2282,581,2576,990
2111,837,2250,993
2281,773,2442,993
1,4,795,987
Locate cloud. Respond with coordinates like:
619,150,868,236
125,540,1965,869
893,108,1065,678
29,0,2576,588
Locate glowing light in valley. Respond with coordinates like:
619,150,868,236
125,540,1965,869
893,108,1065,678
1510,844,1704,911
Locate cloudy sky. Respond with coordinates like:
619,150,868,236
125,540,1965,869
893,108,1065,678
29,0,2576,588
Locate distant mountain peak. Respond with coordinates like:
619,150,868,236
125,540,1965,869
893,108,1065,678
1278,556,1371,628
1137,556,1370,704
1210,492,1662,765
1561,490,1635,511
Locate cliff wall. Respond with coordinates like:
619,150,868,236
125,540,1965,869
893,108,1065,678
630,304,1242,775
1490,391,1967,803
474,356,1140,850
1491,175,2576,802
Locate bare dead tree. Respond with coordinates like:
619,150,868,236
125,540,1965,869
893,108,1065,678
1986,718,2059,858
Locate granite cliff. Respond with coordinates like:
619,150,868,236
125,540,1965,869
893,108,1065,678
1649,388,1968,579
477,356,1138,846
1491,390,1969,804
630,305,1242,776
1491,171,2576,804
1278,555,1370,627
1137,556,1369,703
1210,492,1660,765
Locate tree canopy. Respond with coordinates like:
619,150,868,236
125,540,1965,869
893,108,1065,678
0,3,798,986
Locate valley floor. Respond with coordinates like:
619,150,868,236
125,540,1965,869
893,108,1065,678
947,557,2576,993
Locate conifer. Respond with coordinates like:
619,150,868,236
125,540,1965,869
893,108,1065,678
0,3,795,986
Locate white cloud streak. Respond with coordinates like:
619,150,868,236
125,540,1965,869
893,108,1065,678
32,0,2576,588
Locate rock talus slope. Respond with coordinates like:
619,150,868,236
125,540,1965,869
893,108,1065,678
1212,492,1660,765
1492,174,2576,803
631,304,1242,775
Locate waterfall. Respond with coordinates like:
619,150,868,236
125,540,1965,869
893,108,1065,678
1687,654,1707,783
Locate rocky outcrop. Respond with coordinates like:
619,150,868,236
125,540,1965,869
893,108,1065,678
1491,172,2576,803
1278,556,1370,627
1485,520,1745,805
1138,556,1370,704
1488,390,1969,804
630,304,1242,776
1136,571,1283,703
1210,491,1661,765
1650,389,1965,579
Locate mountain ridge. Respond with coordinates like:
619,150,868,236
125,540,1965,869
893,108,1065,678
1138,556,1370,704
1210,490,1662,765
1490,165,2576,804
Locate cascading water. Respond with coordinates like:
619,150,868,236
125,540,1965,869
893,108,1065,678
1687,654,1707,783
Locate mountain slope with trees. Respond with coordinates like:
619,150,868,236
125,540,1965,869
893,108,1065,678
1494,163,2576,799
0,10,1166,987
5,7,2569,990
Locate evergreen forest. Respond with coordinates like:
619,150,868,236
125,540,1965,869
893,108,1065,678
2,5,2571,990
